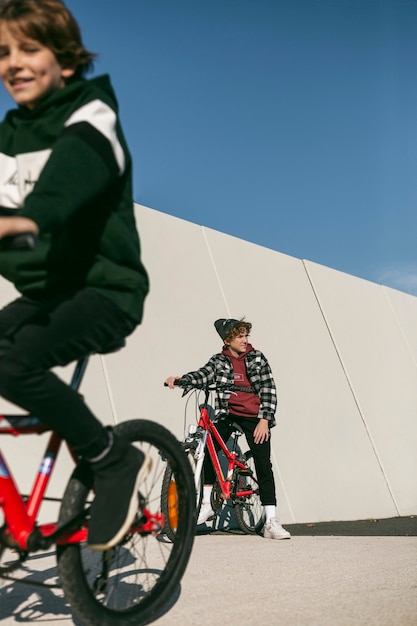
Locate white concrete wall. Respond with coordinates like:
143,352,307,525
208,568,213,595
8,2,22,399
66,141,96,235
1,203,416,524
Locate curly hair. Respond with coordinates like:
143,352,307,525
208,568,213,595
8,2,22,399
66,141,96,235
0,0,96,79
224,318,252,343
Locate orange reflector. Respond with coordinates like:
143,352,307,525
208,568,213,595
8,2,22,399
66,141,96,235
167,480,179,528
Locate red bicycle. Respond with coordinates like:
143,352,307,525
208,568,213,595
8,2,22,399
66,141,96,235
0,234,195,626
161,380,265,541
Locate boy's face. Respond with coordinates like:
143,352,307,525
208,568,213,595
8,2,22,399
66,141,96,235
225,331,249,356
0,23,75,109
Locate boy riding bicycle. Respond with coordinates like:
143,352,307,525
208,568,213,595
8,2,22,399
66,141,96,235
166,317,291,539
0,0,150,551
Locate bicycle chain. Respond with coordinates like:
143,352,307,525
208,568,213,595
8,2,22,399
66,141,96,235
210,481,224,512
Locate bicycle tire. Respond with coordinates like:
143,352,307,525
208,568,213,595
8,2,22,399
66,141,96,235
233,450,265,535
57,419,195,626
161,441,203,542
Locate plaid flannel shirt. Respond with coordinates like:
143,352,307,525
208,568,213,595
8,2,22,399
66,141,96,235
181,348,277,427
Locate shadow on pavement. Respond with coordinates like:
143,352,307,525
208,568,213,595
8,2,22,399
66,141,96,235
197,515,417,537
286,515,417,536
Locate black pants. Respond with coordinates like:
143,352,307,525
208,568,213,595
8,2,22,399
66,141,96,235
203,415,277,506
0,289,136,457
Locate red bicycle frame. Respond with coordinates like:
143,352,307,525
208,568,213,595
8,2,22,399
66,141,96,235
0,356,162,557
0,425,80,551
197,405,258,500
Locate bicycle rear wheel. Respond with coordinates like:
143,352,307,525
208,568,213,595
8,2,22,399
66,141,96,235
161,442,202,542
57,419,195,626
233,450,265,534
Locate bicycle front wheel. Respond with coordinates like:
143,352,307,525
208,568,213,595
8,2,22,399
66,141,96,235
233,450,265,534
161,441,202,542
57,419,195,626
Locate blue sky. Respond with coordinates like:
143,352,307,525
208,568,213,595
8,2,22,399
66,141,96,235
1,0,416,294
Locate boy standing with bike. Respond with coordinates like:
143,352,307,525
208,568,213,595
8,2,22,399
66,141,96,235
166,317,291,540
0,0,150,551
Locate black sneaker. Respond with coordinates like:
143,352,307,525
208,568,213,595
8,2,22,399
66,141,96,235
87,434,151,551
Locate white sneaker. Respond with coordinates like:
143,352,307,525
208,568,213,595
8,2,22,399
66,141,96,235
262,517,291,540
197,501,215,525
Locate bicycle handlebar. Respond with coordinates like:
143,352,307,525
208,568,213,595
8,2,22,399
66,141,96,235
163,380,187,388
164,379,254,394
0,232,38,251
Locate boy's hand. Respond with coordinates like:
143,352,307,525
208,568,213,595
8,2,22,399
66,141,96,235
253,418,270,444
0,217,39,239
165,376,181,389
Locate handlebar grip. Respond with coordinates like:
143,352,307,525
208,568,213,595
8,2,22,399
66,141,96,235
0,232,38,251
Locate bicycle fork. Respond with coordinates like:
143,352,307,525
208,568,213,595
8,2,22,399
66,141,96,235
186,425,207,496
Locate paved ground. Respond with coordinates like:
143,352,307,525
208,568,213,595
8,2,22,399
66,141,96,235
1,517,416,626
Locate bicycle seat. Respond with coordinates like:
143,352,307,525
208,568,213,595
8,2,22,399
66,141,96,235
98,338,126,355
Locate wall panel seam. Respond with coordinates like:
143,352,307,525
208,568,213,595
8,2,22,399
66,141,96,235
302,261,401,516
383,286,417,372
99,355,119,426
201,227,231,316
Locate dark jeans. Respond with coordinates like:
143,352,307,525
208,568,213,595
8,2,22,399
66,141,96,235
203,415,277,506
0,289,136,457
